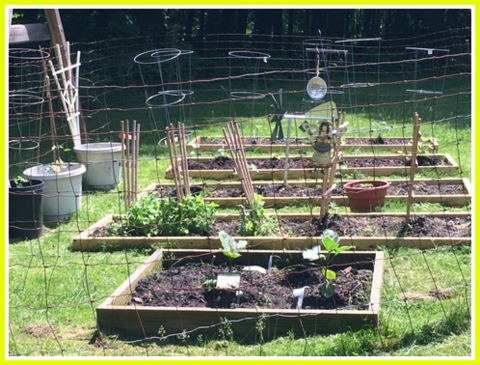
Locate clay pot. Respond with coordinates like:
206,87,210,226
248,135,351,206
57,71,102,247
344,180,390,212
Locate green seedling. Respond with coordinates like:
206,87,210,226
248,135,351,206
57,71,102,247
203,231,247,291
239,193,277,236
219,230,247,260
302,229,354,298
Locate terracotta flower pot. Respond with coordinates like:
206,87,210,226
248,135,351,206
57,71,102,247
344,180,390,212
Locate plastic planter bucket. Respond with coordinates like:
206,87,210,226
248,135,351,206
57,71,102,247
344,180,390,212
23,163,86,222
74,142,125,190
9,179,45,238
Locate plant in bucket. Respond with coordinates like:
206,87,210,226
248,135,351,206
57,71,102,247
8,176,45,238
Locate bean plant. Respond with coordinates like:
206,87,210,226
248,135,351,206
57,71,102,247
239,194,278,236
110,192,218,237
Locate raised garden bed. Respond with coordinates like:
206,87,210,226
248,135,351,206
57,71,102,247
187,136,438,154
96,249,385,338
72,212,471,252
165,154,459,180
141,178,471,208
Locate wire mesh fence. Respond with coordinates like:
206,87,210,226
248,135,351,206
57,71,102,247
7,27,472,357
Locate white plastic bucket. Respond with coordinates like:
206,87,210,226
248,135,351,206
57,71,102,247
23,163,86,222
74,142,125,190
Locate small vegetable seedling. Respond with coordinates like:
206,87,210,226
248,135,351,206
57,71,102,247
302,229,354,298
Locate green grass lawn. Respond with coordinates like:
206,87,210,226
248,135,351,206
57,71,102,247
7,74,472,357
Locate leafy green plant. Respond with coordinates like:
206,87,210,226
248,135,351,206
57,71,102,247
180,193,218,235
302,229,354,298
10,176,27,187
219,230,247,271
202,232,246,291
417,136,438,154
356,182,374,188
110,192,218,237
219,231,248,259
239,194,278,236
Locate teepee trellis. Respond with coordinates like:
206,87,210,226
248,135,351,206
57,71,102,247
48,41,82,148
120,120,141,211
223,121,256,211
165,122,191,201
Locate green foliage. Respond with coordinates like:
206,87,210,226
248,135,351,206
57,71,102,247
11,176,27,187
239,194,278,236
218,317,234,342
219,231,248,259
111,192,218,237
302,229,354,298
218,231,248,272
180,193,218,235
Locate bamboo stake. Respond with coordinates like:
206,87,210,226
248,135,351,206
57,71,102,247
120,120,141,209
319,167,330,219
120,120,127,211
223,122,255,209
166,124,185,201
405,113,421,225
134,122,140,205
233,127,255,204
179,123,190,195
125,120,131,209
132,120,137,205
233,122,256,203
173,129,184,199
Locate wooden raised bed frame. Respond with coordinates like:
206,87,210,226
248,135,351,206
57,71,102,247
165,154,459,180
96,249,385,338
140,178,471,208
187,136,438,154
72,212,471,252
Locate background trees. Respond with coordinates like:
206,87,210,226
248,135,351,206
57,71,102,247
12,8,471,46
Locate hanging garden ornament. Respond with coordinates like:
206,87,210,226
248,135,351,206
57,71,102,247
306,75,327,101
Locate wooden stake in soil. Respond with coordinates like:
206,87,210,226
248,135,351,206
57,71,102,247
223,121,256,211
165,123,191,202
120,120,140,211
405,112,421,225
319,112,348,219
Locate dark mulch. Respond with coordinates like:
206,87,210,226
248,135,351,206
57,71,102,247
186,155,449,170
155,181,467,199
197,136,421,146
198,136,311,146
93,214,471,239
207,215,471,238
129,260,372,310
344,137,411,145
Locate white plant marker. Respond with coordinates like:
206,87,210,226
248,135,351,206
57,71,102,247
292,286,311,310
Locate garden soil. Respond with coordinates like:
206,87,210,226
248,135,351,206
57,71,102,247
129,260,372,311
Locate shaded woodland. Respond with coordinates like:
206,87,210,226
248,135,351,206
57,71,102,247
12,8,471,46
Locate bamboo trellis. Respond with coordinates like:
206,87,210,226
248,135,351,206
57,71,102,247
222,121,256,211
120,120,140,211
165,123,191,201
